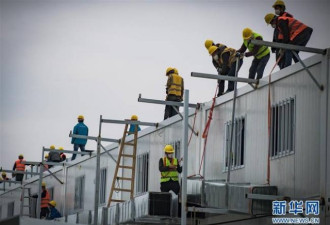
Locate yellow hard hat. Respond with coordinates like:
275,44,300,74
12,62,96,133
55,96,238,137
48,200,56,207
77,115,84,120
50,145,55,150
173,68,178,74
242,28,253,40
18,154,24,158
58,147,64,150
131,115,138,120
45,154,49,158
164,145,174,153
204,39,213,49
208,46,218,55
265,13,276,25
166,67,174,76
272,0,285,8
2,172,6,176
42,181,46,187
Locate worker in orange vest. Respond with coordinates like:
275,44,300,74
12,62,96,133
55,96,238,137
12,154,26,181
265,13,313,68
40,181,51,218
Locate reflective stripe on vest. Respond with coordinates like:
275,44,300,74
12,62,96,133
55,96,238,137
41,190,50,208
277,17,307,41
216,47,240,67
168,74,183,97
15,159,26,171
243,32,270,59
160,157,179,182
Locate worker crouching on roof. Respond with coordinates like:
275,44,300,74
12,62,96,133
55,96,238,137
164,68,184,120
208,45,243,97
0,172,9,183
271,0,294,69
159,145,182,195
237,28,270,80
46,200,61,220
205,39,225,74
12,154,26,182
265,13,313,69
128,115,141,134
58,147,66,162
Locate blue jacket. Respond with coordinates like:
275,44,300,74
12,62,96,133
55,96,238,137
71,122,89,145
129,124,141,133
47,207,61,220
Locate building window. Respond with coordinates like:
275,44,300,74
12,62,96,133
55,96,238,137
135,153,149,194
225,117,245,170
271,97,295,158
99,168,107,205
7,202,14,217
74,176,85,210
48,187,54,201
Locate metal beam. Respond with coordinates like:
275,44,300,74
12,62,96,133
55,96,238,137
100,144,117,163
69,132,119,143
187,207,229,214
246,194,287,201
42,148,94,155
0,180,22,184
0,169,40,176
138,93,198,108
191,72,258,84
250,39,327,55
101,118,158,127
172,105,198,136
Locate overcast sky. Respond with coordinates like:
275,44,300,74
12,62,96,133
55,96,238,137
1,0,329,172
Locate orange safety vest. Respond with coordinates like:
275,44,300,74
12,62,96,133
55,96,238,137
41,190,50,208
15,159,26,171
277,17,307,41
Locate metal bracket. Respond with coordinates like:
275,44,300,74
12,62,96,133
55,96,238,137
172,105,199,136
101,118,158,127
191,72,259,84
100,144,117,163
292,50,324,91
69,131,120,143
138,93,198,108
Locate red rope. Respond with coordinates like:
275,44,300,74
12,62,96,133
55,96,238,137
188,85,218,179
267,56,282,184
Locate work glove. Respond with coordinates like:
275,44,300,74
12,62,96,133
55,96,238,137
235,52,242,57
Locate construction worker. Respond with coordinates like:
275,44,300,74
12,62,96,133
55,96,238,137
237,28,270,80
12,154,26,181
265,13,313,68
208,45,243,97
159,145,182,195
164,68,184,120
58,147,67,162
0,172,9,183
43,154,49,170
46,200,61,220
48,145,61,168
71,115,89,161
271,0,294,69
129,115,141,133
205,40,226,73
32,181,50,218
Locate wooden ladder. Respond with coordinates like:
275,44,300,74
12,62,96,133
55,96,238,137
107,122,138,207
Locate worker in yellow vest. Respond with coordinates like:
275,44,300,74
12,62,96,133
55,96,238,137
164,67,184,120
237,28,270,80
159,145,182,195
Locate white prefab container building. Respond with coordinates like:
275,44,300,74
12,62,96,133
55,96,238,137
1,51,330,225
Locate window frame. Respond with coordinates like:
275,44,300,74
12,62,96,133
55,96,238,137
135,153,149,194
99,168,107,205
74,175,85,210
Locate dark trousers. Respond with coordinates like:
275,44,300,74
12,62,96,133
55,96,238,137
71,144,86,161
218,59,243,96
249,54,270,80
160,180,180,195
15,173,24,182
164,95,181,120
40,207,49,219
281,28,313,69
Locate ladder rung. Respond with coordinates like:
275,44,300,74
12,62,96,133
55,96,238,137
117,176,133,181
119,165,133,169
114,188,132,192
124,142,135,146
110,199,125,203
121,154,134,158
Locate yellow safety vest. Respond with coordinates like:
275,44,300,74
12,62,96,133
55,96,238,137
216,47,240,67
160,157,179,182
243,32,270,59
167,74,183,97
